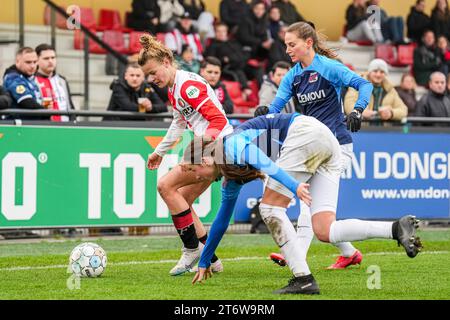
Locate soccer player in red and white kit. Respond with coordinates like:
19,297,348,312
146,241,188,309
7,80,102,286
137,34,233,276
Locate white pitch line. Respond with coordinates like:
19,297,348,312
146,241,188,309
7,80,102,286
0,251,448,272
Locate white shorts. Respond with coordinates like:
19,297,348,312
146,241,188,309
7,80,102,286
266,116,341,215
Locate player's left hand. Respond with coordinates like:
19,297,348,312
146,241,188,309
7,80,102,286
192,267,212,285
347,108,363,132
296,183,312,206
254,105,269,117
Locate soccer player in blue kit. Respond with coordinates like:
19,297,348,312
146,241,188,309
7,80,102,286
182,113,422,294
254,21,373,269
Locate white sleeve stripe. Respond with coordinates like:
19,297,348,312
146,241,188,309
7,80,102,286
17,95,33,103
195,97,211,111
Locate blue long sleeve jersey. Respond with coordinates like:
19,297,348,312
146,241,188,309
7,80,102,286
199,113,301,268
268,54,373,145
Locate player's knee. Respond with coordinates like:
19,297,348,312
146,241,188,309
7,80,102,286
156,179,171,198
312,224,331,243
315,231,331,243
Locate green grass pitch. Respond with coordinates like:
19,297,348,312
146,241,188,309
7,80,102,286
0,230,449,300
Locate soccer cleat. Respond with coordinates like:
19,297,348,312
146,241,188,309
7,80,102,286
191,258,224,273
393,215,423,258
327,250,363,269
210,259,224,273
270,252,286,267
169,243,204,276
273,274,320,295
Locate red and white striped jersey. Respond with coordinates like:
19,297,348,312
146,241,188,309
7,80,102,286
154,70,233,157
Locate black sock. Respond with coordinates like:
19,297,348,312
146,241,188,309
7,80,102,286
172,209,199,249
198,233,219,263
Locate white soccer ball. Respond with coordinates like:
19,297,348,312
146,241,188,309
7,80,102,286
69,242,107,278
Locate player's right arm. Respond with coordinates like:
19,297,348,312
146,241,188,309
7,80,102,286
197,180,243,270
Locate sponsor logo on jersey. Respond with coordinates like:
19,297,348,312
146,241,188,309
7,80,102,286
181,106,195,118
186,86,200,99
177,98,186,108
178,98,195,118
297,90,326,104
308,72,319,83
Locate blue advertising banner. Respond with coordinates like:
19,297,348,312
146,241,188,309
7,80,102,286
233,131,450,222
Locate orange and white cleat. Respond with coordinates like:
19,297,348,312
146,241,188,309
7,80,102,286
270,252,287,267
326,250,363,269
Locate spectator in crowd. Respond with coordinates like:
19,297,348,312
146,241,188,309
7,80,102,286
219,0,250,35
345,0,384,44
395,73,419,115
369,0,406,44
165,12,204,61
180,0,205,19
258,61,296,113
415,71,450,123
0,85,12,110
105,63,167,121
413,30,447,85
128,0,161,34
447,73,450,95
236,0,272,60
204,23,252,95
345,59,408,123
175,44,201,73
268,23,291,71
268,6,283,40
180,0,215,42
35,44,74,122
437,35,450,71
407,0,431,43
3,47,47,120
199,57,234,114
431,0,450,40
158,0,185,32
273,0,305,25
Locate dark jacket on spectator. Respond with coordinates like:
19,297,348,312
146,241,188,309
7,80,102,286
3,65,48,120
413,45,443,86
395,86,418,115
212,81,234,114
268,37,291,71
128,0,161,33
406,6,431,43
0,85,12,109
345,3,368,31
220,0,250,32
204,39,249,71
415,91,450,125
236,11,269,56
430,8,450,40
273,1,304,25
180,0,205,20
105,79,167,121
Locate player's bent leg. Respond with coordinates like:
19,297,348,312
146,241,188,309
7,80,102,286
179,180,223,272
267,172,313,268
157,165,201,213
157,166,208,276
179,181,212,238
261,187,319,295
313,214,423,258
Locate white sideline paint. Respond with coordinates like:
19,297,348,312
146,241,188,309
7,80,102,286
0,251,448,272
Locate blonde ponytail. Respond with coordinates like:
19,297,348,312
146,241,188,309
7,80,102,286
138,34,174,66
